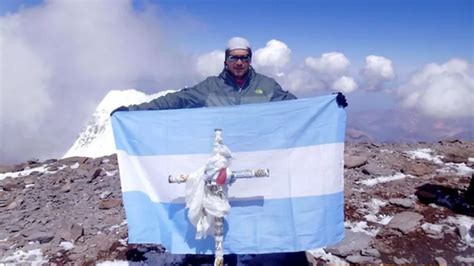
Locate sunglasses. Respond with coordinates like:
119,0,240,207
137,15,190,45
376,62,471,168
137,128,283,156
227,55,251,63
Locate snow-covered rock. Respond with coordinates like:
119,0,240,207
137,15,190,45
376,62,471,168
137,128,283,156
63,89,174,159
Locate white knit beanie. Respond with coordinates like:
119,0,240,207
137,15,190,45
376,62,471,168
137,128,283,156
227,37,251,51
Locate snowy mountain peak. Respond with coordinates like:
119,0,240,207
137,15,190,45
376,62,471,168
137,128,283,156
63,89,174,159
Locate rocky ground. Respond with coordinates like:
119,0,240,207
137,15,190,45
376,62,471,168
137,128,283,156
0,140,473,265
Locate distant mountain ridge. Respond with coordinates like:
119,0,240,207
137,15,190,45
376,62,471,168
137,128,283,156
347,109,473,143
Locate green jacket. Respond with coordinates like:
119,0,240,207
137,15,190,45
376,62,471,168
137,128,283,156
128,68,296,110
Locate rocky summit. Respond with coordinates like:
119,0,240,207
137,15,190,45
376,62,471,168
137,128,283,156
0,141,473,265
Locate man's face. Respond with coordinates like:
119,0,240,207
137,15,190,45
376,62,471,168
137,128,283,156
225,49,251,78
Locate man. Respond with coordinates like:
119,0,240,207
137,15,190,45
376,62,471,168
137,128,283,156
112,37,347,265
112,37,303,113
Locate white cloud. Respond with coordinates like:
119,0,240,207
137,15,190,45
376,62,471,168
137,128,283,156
332,76,358,93
0,23,53,128
195,50,225,77
0,0,196,163
279,51,357,95
279,67,326,95
361,55,395,90
397,58,474,119
253,39,291,76
305,52,350,76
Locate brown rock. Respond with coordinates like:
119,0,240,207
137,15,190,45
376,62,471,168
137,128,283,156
59,223,84,242
23,176,36,185
346,255,379,264
60,182,72,193
30,171,42,176
71,223,84,242
99,199,122,209
60,156,89,165
0,241,12,251
6,196,24,210
88,234,115,253
0,165,16,174
326,230,372,256
0,192,14,208
89,168,103,182
441,149,469,163
2,180,24,191
387,211,423,234
402,161,436,176
389,198,415,208
27,232,54,244
344,155,369,168
47,166,59,171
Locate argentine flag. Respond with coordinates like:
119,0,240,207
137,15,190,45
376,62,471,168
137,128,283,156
112,94,346,254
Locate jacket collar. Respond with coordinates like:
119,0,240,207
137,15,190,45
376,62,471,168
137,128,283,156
219,67,255,90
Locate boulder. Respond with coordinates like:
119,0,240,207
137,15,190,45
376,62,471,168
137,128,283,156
346,255,380,264
362,163,395,176
402,161,436,176
60,182,72,193
387,211,423,234
99,199,122,209
326,230,372,257
441,148,469,164
27,232,55,244
389,198,415,209
1,180,24,191
344,155,368,168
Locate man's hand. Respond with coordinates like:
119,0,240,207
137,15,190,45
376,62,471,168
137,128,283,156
110,106,129,116
334,92,348,108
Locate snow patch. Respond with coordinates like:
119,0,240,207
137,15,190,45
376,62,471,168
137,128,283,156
106,170,118,177
438,162,474,176
358,198,393,226
96,260,130,266
445,215,474,247
364,214,393,225
360,173,411,186
70,162,80,169
344,220,379,237
366,198,387,213
48,165,68,174
469,157,474,163
421,223,444,234
118,239,127,246
406,148,443,164
306,248,348,265
109,223,121,231
406,148,473,175
0,165,48,180
60,241,74,250
456,255,474,263
1,248,47,265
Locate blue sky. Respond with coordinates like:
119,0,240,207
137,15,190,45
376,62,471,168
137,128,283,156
141,0,473,70
3,0,472,70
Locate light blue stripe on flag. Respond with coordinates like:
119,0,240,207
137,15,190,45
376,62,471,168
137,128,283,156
124,191,344,254
112,95,346,155
112,94,346,254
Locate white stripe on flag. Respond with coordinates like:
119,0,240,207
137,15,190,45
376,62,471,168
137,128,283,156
117,142,344,203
